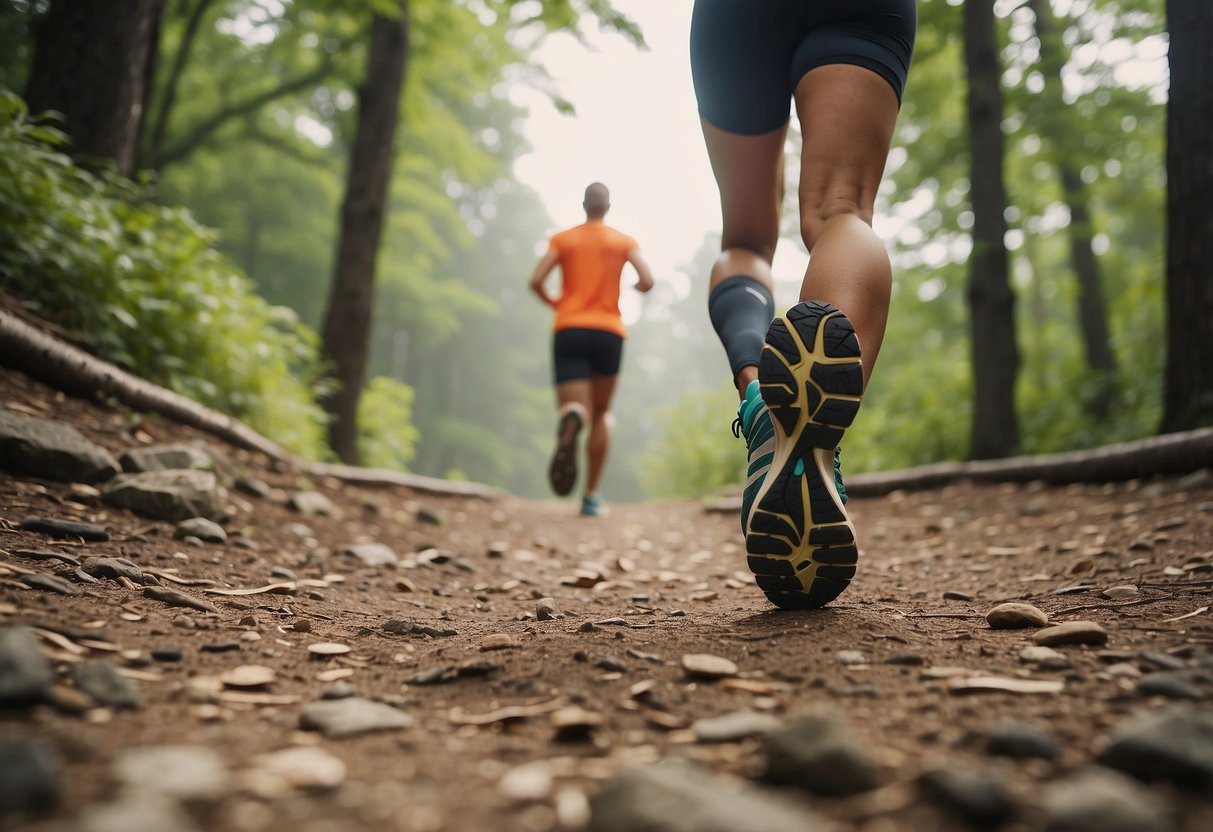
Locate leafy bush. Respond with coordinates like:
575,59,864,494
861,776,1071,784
638,383,745,499
357,375,419,471
0,90,331,458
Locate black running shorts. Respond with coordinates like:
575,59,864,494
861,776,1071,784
553,328,624,384
691,0,917,135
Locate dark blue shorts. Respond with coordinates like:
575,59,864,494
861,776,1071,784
553,328,624,384
691,0,917,135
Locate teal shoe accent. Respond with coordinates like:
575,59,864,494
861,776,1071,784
580,494,602,517
834,447,848,505
734,379,775,534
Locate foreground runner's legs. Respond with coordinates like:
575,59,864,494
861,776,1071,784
742,65,902,609
580,372,619,516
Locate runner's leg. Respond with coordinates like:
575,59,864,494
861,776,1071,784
794,64,901,388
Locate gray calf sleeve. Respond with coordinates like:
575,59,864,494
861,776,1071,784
708,275,775,378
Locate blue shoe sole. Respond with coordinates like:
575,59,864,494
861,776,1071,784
747,301,863,610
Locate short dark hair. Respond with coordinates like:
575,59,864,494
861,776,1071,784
583,182,609,217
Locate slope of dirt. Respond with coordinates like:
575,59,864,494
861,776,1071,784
2,366,1212,832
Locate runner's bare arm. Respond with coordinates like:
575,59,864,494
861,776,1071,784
528,249,560,308
627,248,655,293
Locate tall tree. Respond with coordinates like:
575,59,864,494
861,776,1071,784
320,6,410,463
1161,0,1213,432
1028,0,1119,419
964,0,1020,459
23,0,163,176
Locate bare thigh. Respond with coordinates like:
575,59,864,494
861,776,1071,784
794,64,900,247
589,374,619,419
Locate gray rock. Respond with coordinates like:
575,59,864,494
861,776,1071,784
0,738,60,814
112,745,230,803
299,697,414,738
289,491,334,517
20,515,109,541
321,683,358,700
986,602,1049,629
20,572,80,595
340,542,397,567
0,411,121,483
173,518,227,544
0,626,54,705
1020,645,1072,669
762,712,882,796
1034,620,1108,647
536,597,561,620
589,761,825,832
1141,652,1186,671
835,650,867,665
120,443,215,474
234,476,270,498
102,470,225,522
1134,672,1204,700
79,793,200,832
917,766,1013,826
82,556,145,583
73,660,141,709
985,720,1059,760
692,710,782,743
1098,707,1213,791
1040,768,1173,832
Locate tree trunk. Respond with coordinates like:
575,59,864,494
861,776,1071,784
963,0,1020,459
1029,0,1119,419
1161,0,1213,433
320,9,410,464
23,0,163,177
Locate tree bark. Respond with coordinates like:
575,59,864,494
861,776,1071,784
963,0,1020,459
1161,0,1213,433
141,0,216,171
23,0,163,177
1029,0,1119,419
320,9,410,464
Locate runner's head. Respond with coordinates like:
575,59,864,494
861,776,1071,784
583,182,610,219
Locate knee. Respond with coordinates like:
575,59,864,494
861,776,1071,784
799,194,873,252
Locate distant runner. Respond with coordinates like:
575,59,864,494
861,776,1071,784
692,0,916,608
528,183,655,516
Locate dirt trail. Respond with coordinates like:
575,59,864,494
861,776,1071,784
2,368,1212,832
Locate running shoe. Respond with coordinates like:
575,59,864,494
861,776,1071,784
733,379,775,535
547,405,584,497
580,493,603,517
747,301,863,610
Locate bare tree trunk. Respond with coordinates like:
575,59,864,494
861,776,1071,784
320,9,410,464
23,0,163,177
1161,0,1213,433
1030,0,1118,419
963,0,1019,459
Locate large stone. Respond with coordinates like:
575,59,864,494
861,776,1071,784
101,470,225,522
762,712,882,796
0,626,54,705
1097,707,1213,792
79,794,200,832
289,491,335,517
112,745,230,804
73,660,141,710
984,720,1059,760
0,411,120,483
1033,621,1108,647
173,517,227,544
986,602,1049,629
589,761,825,832
1040,768,1173,832
917,767,1013,827
120,443,215,474
299,698,414,738
0,738,60,814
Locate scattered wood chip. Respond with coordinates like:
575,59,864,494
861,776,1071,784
448,698,568,726
202,582,299,596
947,676,1065,695
1163,605,1210,623
308,642,351,657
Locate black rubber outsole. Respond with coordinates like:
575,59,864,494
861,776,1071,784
547,409,583,497
748,301,863,610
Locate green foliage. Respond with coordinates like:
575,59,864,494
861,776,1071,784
0,90,330,457
637,384,745,500
357,375,418,470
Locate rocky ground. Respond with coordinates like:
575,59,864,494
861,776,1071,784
2,366,1213,832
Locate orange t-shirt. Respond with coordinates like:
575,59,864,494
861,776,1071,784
548,220,638,337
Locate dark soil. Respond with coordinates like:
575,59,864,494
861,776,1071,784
2,367,1212,832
